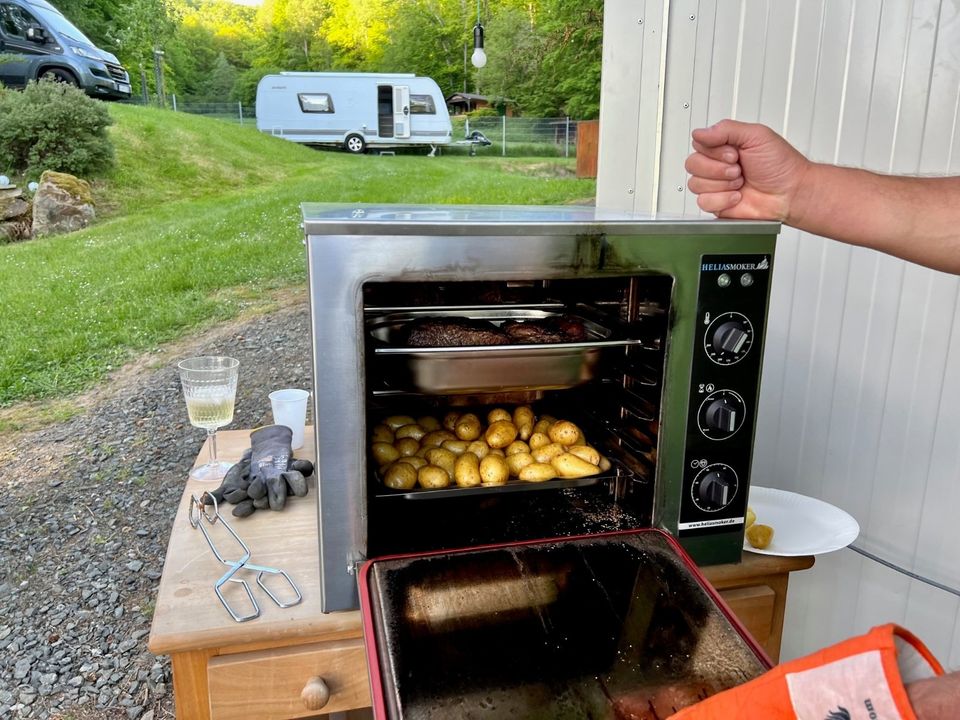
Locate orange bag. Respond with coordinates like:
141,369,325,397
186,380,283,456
670,624,943,720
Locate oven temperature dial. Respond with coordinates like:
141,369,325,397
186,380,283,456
704,312,754,365
691,463,739,512
698,389,746,440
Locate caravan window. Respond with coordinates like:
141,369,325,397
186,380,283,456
1,3,42,40
298,93,335,114
410,94,436,114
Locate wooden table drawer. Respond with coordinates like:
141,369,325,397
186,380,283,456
207,639,370,720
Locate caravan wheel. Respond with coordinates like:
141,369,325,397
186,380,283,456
344,134,366,154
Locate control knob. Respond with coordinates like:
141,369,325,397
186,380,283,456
691,463,739,512
698,389,746,440
704,312,754,365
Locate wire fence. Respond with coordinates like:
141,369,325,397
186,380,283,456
128,96,586,158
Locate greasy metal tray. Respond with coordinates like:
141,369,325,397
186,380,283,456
367,307,642,395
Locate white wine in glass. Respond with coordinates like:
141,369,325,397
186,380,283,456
178,356,239,481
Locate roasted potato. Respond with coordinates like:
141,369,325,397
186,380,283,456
418,465,451,489
425,448,457,478
479,455,510,485
533,416,556,435
488,448,505,457
421,430,456,448
395,424,426,441
485,420,518,449
385,415,416,430
372,442,401,467
487,408,512,424
394,437,421,457
528,432,551,450
505,440,530,456
371,424,395,444
455,413,483,441
418,416,441,431
454,452,482,487
513,406,535,440
441,439,470,455
745,507,757,529
519,462,558,483
397,456,427,470
551,452,600,479
506,452,535,477
746,523,774,549
548,420,582,446
443,411,461,432
532,442,566,464
568,445,600,466
383,462,418,490
598,455,612,472
466,440,491,459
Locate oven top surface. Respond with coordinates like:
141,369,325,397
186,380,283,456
301,202,781,235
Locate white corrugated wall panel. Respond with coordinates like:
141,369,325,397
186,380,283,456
599,0,960,665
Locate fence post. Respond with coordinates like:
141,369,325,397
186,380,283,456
502,115,506,157
172,94,177,112
565,117,570,158
238,102,244,125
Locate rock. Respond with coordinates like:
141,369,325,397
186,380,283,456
31,171,95,237
125,560,143,572
0,186,29,220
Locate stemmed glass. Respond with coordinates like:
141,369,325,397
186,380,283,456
178,356,240,481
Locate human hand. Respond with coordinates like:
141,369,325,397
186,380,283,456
685,119,812,222
907,670,960,720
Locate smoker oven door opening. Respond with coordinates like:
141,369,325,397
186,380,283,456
362,277,672,558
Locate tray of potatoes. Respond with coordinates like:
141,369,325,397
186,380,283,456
370,406,614,499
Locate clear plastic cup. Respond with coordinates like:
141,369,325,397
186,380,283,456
269,388,310,450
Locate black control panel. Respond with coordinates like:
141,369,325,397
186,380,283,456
678,254,771,539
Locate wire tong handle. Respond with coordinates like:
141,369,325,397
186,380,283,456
189,492,303,623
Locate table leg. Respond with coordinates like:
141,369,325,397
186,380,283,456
171,649,216,720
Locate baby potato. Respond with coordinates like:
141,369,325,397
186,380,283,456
487,407,512,424
385,415,416,430
425,448,457,477
372,442,401,466
532,442,566,464
454,452,482,488
551,452,601,479
532,418,554,435
745,507,757,529
598,455,612,472
485,420,518,449
394,437,421,457
395,424,426,441
415,446,431,458
488,448,505,457
568,445,600,466
397,456,427,470
506,452,535,476
455,413,483,441
528,432,551,450
548,420,582,446
421,430,456,448
746,523,774,550
441,439,470,455
505,440,530,456
382,462,418,490
418,416,441,431
513,406,535,440
519,462,558,483
443,411,461,432
371,424,395,443
418,465,451,489
479,455,510,485
466,440,491,459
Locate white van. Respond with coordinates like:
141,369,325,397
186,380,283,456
255,72,452,154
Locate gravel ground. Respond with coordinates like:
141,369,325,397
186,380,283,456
0,296,313,719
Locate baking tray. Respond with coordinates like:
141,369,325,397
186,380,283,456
373,473,604,500
367,307,643,395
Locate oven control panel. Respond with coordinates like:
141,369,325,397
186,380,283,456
678,254,771,541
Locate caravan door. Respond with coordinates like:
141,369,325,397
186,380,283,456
393,86,411,139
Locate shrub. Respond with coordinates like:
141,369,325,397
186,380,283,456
0,79,114,179
467,107,500,119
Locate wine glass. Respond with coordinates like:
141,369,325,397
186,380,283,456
178,356,240,481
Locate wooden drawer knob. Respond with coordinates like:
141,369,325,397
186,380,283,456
301,676,331,711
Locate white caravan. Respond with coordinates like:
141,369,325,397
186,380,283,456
255,72,452,154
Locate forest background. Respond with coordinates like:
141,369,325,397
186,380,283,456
54,0,603,118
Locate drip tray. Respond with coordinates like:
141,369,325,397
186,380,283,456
359,530,770,719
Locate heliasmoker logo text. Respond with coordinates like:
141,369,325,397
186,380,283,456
701,256,770,272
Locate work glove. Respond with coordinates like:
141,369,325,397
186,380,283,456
669,624,943,720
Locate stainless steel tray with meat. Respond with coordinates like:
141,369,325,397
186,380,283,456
366,307,643,394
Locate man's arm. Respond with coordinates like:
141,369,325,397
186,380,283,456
686,120,960,274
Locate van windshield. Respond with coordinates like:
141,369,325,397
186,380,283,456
32,5,94,46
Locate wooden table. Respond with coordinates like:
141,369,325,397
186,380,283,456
150,429,812,719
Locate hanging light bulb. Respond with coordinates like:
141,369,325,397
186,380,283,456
471,22,486,68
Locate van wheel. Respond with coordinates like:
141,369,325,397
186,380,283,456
39,68,79,87
344,134,366,154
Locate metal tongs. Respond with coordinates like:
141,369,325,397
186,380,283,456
188,492,303,622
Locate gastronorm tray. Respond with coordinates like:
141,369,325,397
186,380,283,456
373,474,604,500
366,307,643,395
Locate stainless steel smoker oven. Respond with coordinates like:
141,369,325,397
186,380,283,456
303,204,779,612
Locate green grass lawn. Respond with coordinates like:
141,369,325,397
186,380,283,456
0,104,595,407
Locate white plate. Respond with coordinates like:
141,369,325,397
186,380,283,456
743,486,860,556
